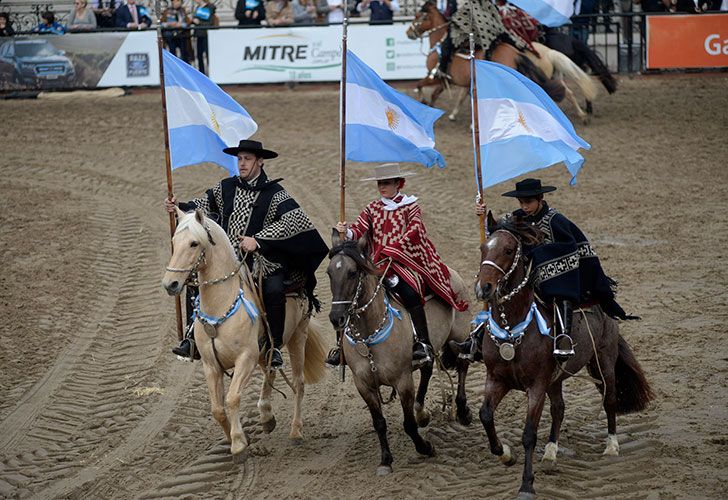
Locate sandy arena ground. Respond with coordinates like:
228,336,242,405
1,74,727,499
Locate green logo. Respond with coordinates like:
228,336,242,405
386,50,395,59
386,38,394,47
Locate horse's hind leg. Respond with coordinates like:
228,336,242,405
226,350,258,457
414,363,433,428
397,374,435,458
480,377,513,466
518,385,547,498
542,381,565,470
202,361,231,442
455,357,472,425
286,325,307,442
564,81,589,125
258,364,277,434
593,356,619,456
448,87,468,121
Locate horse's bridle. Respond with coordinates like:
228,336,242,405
480,230,532,305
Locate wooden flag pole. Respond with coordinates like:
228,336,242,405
155,0,184,341
468,28,486,244
339,14,349,236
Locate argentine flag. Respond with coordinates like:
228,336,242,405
163,50,257,176
474,60,590,189
509,0,573,27
345,50,445,168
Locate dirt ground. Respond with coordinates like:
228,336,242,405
1,74,727,499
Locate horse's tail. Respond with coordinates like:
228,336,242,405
303,319,327,385
573,39,617,94
547,49,598,102
612,335,655,414
515,55,566,103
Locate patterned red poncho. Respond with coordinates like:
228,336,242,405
349,197,468,312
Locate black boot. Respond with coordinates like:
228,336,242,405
410,305,433,368
326,330,342,367
265,301,286,370
553,299,575,361
449,323,484,362
172,323,200,360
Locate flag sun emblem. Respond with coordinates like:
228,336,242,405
516,109,532,133
210,110,221,134
385,107,399,130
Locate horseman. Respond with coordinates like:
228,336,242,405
433,0,458,79
453,178,630,361
327,163,468,369
164,139,328,369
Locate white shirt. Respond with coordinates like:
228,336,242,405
327,0,344,23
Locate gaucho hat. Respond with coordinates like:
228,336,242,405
360,163,417,182
223,139,278,159
501,178,557,198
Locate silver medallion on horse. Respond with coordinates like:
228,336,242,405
499,342,515,361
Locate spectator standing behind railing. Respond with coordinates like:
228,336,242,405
292,0,317,24
666,0,714,11
357,0,399,24
116,0,152,29
68,0,98,31
162,0,190,63
266,0,295,25
93,0,118,28
318,0,345,23
0,13,15,36
192,0,216,74
236,0,266,25
571,0,596,44
33,11,67,34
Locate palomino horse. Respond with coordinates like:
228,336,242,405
161,209,327,459
406,1,597,124
327,232,472,475
474,220,654,498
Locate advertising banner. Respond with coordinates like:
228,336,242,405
208,24,427,84
646,14,728,70
0,31,158,90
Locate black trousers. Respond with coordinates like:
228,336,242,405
387,275,421,309
196,35,208,74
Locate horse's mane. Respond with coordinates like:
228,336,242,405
492,216,544,249
177,211,238,262
328,240,381,276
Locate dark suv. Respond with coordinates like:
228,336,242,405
0,38,76,88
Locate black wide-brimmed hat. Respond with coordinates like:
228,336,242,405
501,178,557,198
223,139,278,159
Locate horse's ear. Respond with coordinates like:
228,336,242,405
195,208,204,224
331,227,342,247
174,206,186,219
486,210,498,235
356,232,368,254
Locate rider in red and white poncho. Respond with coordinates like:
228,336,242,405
327,163,468,369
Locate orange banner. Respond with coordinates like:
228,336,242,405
647,14,728,70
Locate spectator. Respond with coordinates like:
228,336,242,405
571,0,596,44
115,0,152,29
634,0,667,13
0,13,15,37
292,0,317,24
191,0,216,74
667,0,711,11
162,0,190,63
68,0,98,31
266,0,294,26
357,0,400,24
318,0,346,23
93,0,118,28
235,0,266,25
34,11,67,34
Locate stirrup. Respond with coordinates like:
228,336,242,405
412,342,433,368
325,347,341,368
266,347,285,372
553,333,575,360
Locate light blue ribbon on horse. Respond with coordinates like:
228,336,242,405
471,302,550,341
193,289,258,326
345,296,402,347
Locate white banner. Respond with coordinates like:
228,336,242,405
97,31,160,87
209,24,427,84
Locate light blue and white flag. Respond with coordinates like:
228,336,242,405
345,50,445,168
163,50,257,176
473,60,590,189
509,0,574,27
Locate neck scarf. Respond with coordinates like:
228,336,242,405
381,192,418,211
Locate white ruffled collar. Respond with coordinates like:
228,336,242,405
381,193,418,211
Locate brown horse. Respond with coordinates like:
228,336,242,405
327,232,473,475
406,1,596,124
405,1,564,110
474,220,654,498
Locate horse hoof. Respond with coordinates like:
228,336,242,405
289,436,303,446
376,465,393,476
457,407,473,426
261,416,277,434
499,444,516,467
448,114,456,121
231,448,249,464
541,441,558,471
418,441,436,457
416,411,431,428
516,491,536,500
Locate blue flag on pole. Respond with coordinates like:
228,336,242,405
345,50,446,168
508,0,573,27
163,50,258,176
473,60,590,189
